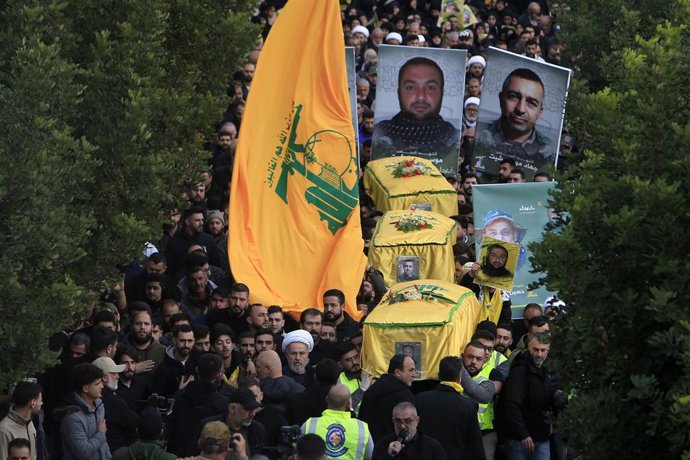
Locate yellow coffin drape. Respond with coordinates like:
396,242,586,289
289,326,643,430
367,210,457,287
362,280,482,380
228,0,367,320
363,156,459,217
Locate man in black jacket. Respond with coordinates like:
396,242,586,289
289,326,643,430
373,402,447,460
495,333,565,460
414,356,485,460
152,324,198,398
200,388,267,459
167,353,229,456
165,206,221,278
358,354,415,441
92,357,141,453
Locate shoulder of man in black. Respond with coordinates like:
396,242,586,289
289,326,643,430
336,312,361,343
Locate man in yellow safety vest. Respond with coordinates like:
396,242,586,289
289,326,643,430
302,384,373,460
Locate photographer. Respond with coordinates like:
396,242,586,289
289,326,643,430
177,421,249,460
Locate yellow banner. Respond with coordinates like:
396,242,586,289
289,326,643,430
229,0,367,320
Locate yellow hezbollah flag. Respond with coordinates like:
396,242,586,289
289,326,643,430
229,0,367,320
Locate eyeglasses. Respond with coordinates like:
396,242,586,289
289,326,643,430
393,417,417,425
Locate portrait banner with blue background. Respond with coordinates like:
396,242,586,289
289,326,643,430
472,182,556,317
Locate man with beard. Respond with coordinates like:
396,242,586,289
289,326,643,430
323,289,360,344
462,340,505,460
373,57,460,167
474,244,514,285
186,181,207,208
475,68,554,177
206,210,229,274
461,173,479,203
372,402,447,460
124,252,179,305
496,333,565,460
299,308,338,367
0,381,43,459
508,315,550,366
199,389,266,459
466,55,486,79
495,323,513,358
282,330,314,387
114,347,151,411
497,158,516,183
165,206,220,278
462,97,480,133
357,79,373,108
180,266,215,324
359,109,375,145
125,302,165,375
207,283,250,335
397,260,418,282
337,343,363,414
210,127,237,170
152,324,198,398
193,324,212,352
245,304,269,334
92,357,140,453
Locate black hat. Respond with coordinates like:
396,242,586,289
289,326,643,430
228,388,260,411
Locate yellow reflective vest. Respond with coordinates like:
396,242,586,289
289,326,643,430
338,372,363,415
472,351,506,431
303,409,372,459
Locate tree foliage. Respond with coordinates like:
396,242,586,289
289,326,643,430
532,2,690,457
0,0,259,387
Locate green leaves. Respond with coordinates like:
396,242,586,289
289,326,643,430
533,5,690,458
0,0,258,387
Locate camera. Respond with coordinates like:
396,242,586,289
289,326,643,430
143,393,175,416
264,425,301,460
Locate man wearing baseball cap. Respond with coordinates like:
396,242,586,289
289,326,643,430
92,357,141,453
200,388,266,459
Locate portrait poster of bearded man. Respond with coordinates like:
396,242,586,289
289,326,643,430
473,236,520,291
371,45,467,174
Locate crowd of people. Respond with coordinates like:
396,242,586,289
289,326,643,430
0,0,578,459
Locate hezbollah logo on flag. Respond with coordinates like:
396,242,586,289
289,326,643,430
269,103,358,235
228,0,367,320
